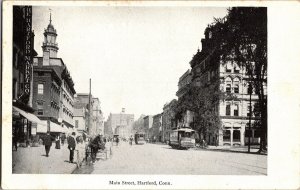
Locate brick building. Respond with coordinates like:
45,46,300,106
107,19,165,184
12,6,42,144
32,14,76,135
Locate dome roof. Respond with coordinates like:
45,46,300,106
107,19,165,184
47,23,55,32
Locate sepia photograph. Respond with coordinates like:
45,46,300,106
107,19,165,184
2,1,300,189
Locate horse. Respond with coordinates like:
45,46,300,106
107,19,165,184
88,135,105,163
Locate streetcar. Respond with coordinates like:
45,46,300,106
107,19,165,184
112,134,120,146
169,128,196,149
134,133,146,145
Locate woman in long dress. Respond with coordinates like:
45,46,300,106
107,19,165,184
76,136,85,167
55,135,60,149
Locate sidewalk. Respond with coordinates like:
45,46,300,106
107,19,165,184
12,142,77,174
200,145,267,155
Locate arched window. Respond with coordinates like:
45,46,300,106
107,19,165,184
233,79,239,94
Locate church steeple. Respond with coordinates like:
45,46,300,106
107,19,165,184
42,11,58,58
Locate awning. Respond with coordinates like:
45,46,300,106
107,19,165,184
50,121,64,133
37,120,47,133
13,106,43,124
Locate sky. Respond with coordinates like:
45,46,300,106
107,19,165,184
32,6,228,120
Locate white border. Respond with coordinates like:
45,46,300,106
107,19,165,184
2,1,300,189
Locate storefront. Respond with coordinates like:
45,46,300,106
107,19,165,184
13,105,44,146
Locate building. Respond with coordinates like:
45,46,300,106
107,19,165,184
176,69,195,129
143,115,153,139
151,113,163,142
104,121,113,137
162,99,177,142
74,93,94,136
92,98,104,135
176,69,192,99
114,125,130,139
32,14,76,134
188,25,266,146
73,95,89,135
106,108,134,137
12,6,42,144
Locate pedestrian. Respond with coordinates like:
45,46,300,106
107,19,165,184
61,134,65,146
43,132,52,157
129,135,133,146
12,133,18,151
55,135,60,149
68,132,76,163
75,136,85,167
116,136,119,146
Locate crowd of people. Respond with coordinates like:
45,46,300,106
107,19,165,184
41,132,108,168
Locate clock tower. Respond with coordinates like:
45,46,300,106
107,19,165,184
42,12,58,59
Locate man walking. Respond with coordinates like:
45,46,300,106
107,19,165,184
68,132,76,163
44,132,52,157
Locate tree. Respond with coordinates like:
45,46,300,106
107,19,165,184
213,7,267,152
176,80,226,142
132,114,146,133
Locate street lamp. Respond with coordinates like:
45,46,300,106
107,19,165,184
248,83,253,153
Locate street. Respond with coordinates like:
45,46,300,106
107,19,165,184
73,142,267,175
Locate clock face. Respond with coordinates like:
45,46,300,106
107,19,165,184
196,67,201,73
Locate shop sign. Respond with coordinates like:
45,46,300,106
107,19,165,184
24,6,32,95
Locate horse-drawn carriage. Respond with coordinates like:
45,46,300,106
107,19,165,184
86,135,107,164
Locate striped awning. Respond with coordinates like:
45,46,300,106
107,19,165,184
13,106,43,124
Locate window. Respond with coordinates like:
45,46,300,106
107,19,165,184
37,109,43,115
254,103,260,117
209,31,212,39
38,84,44,94
233,104,239,116
226,104,231,116
247,104,251,117
226,65,232,73
234,84,239,93
226,84,231,93
234,66,240,73
223,130,230,141
233,130,240,141
75,120,79,128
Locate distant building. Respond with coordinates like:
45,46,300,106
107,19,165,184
151,113,163,142
73,94,89,135
176,69,195,129
162,99,177,142
176,69,192,99
92,98,104,135
104,121,113,137
106,108,134,138
32,14,76,134
143,115,153,139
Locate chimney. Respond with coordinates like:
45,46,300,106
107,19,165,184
122,108,125,113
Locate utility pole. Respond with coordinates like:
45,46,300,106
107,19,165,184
87,78,91,135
